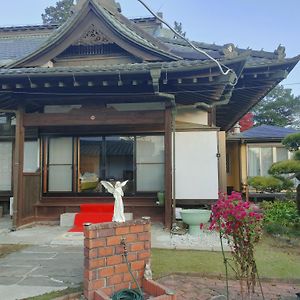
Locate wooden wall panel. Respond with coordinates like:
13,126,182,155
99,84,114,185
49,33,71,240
22,173,40,220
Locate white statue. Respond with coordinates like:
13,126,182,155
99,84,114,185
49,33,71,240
144,262,153,280
101,180,128,223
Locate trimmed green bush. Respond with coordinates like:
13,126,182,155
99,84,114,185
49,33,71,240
269,160,300,180
261,200,300,236
248,176,293,193
282,132,300,151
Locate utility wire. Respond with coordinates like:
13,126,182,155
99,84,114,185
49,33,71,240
136,0,238,85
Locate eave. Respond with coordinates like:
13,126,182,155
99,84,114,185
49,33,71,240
0,56,247,110
216,55,300,131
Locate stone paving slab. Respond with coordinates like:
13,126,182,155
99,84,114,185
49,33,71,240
158,274,300,300
0,244,83,299
0,285,67,300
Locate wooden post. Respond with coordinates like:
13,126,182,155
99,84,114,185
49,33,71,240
164,106,172,230
12,106,25,229
217,131,227,194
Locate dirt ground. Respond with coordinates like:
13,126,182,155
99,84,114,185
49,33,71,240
158,274,300,300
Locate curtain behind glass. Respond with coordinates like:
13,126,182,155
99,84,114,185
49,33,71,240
276,147,288,162
261,147,273,176
24,141,39,173
48,137,73,192
0,142,12,191
248,147,260,177
136,136,164,192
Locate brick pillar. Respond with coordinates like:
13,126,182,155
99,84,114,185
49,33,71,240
83,219,151,300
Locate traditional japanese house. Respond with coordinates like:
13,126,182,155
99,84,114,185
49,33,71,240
227,125,299,194
0,0,298,229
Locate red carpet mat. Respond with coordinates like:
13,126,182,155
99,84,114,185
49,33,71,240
68,203,114,232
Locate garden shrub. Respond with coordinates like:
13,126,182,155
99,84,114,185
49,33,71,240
261,200,300,235
248,176,293,192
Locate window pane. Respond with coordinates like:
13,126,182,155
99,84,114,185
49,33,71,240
136,136,164,163
0,142,12,191
248,147,260,177
136,135,164,192
136,164,164,192
106,136,134,193
49,137,73,164
48,137,73,192
48,165,72,192
276,147,288,162
79,137,102,192
24,141,39,173
261,147,273,176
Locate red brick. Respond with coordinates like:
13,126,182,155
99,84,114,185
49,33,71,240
84,289,95,300
96,228,115,238
130,225,144,233
85,248,98,259
114,263,128,274
127,253,137,262
131,279,143,290
130,242,144,252
98,266,114,277
107,255,123,266
98,247,114,257
88,258,106,269
84,269,97,281
107,236,121,246
138,232,151,241
107,274,123,285
115,245,125,255
144,223,151,232
100,287,114,298
85,229,97,239
85,238,106,249
95,289,111,300
90,279,105,290
138,250,150,260
125,233,138,243
114,282,130,292
144,241,151,250
131,260,145,271
123,272,132,282
115,226,130,235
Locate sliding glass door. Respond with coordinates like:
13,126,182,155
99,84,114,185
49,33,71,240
45,135,164,195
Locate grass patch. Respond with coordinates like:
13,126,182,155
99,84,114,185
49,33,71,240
0,244,28,258
152,235,300,281
23,286,82,300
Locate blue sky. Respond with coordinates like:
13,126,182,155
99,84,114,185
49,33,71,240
0,0,299,95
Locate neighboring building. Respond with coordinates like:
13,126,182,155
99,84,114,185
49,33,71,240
0,0,298,228
227,125,299,193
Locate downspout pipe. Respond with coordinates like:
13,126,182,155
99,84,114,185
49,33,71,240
151,68,177,228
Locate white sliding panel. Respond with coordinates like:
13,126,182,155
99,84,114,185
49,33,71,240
175,131,218,199
0,142,12,191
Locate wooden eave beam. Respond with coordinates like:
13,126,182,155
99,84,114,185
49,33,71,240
23,110,164,127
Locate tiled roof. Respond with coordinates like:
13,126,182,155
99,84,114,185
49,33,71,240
0,36,47,62
0,56,247,76
241,125,298,139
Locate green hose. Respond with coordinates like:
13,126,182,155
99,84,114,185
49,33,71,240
112,288,143,300
112,239,144,300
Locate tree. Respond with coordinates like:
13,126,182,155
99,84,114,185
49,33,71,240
173,21,186,38
269,133,300,214
42,0,74,25
239,112,254,132
252,85,300,129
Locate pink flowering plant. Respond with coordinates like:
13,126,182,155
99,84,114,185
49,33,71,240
210,192,264,299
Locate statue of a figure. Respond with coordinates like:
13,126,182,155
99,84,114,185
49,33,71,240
101,180,128,222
